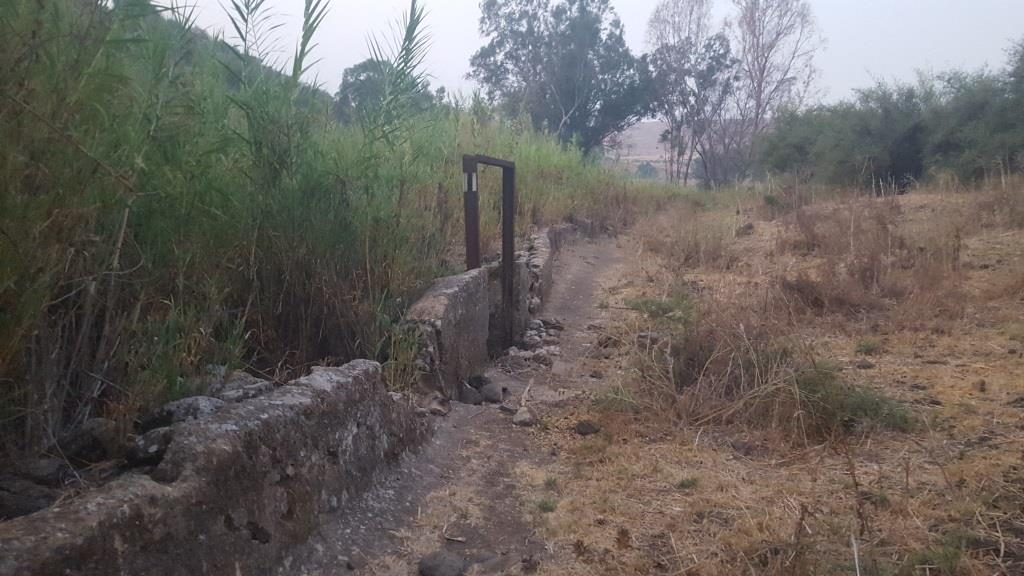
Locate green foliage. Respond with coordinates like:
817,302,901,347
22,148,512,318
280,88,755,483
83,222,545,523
795,365,913,434
855,338,882,356
0,0,673,454
675,477,699,490
625,296,692,323
758,40,1024,187
470,0,650,153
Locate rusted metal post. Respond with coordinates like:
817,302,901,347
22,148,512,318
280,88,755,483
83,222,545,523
501,162,516,343
463,155,480,270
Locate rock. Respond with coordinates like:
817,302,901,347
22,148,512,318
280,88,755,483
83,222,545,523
480,382,506,404
13,458,68,488
1007,396,1024,408
574,420,601,436
513,407,537,427
735,222,755,236
427,396,451,416
855,359,876,370
523,334,542,349
542,336,560,346
636,332,661,346
467,374,490,390
459,383,484,406
528,297,542,314
498,404,517,414
973,379,987,393
126,427,174,467
139,396,225,432
218,381,274,403
589,370,604,380
0,476,58,520
528,319,545,331
59,417,120,463
540,317,564,331
418,550,466,576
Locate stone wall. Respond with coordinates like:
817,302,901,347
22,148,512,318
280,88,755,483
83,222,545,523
0,361,428,576
411,225,577,397
405,268,490,399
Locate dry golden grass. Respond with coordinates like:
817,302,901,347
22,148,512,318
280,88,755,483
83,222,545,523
525,187,1024,575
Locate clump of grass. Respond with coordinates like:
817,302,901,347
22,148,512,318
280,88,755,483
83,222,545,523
675,477,699,490
624,295,691,322
795,365,913,434
543,476,559,491
855,338,883,356
536,498,558,513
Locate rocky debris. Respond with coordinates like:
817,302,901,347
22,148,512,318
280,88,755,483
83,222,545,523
521,554,541,573
574,420,601,436
126,426,174,467
418,550,466,576
735,222,755,236
1008,396,1024,408
427,395,451,416
528,297,542,315
973,379,987,393
139,396,225,432
458,383,484,406
481,381,507,404
636,332,662,346
854,359,876,370
513,407,537,427
540,317,564,331
58,417,120,464
12,458,68,488
0,475,58,520
498,404,518,415
505,346,559,367
589,369,604,380
467,374,489,389
521,320,559,352
212,371,274,403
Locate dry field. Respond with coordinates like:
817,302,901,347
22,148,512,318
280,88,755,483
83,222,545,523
517,187,1024,575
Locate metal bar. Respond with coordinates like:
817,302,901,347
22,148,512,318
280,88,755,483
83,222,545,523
476,155,516,170
463,155,480,270
501,163,516,342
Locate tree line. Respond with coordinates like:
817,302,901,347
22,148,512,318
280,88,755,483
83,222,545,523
760,42,1024,189
335,0,820,187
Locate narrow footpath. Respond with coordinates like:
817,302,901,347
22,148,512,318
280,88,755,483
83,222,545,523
281,236,626,575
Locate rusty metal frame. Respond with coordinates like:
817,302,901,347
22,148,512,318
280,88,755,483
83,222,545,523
463,154,516,342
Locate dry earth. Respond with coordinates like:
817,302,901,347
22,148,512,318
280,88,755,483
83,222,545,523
290,189,1022,576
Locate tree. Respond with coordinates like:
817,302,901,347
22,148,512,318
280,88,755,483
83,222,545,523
647,0,738,185
731,0,820,163
333,58,436,125
470,0,649,153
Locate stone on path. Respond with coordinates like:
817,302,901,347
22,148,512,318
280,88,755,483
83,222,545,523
512,407,536,427
418,550,466,576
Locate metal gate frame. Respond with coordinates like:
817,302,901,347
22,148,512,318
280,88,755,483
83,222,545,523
462,154,516,343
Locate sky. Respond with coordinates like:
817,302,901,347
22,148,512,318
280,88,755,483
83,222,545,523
186,0,1024,102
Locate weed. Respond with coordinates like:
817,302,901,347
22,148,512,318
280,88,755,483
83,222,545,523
855,338,883,356
543,476,559,491
536,498,558,513
675,477,699,490
624,296,691,322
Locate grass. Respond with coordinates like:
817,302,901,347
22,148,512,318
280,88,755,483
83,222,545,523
675,477,699,490
536,498,558,514
0,0,676,457
855,338,883,356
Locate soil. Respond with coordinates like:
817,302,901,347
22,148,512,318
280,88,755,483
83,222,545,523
280,238,627,575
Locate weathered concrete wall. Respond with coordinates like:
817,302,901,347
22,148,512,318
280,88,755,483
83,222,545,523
410,225,578,396
485,253,531,355
405,268,490,398
0,361,428,576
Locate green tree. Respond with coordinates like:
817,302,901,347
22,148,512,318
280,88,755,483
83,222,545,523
470,0,649,153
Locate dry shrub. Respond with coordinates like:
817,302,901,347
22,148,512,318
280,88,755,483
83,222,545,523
629,294,911,445
779,199,965,320
638,201,736,270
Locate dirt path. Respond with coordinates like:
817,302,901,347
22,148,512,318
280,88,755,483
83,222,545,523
281,237,627,575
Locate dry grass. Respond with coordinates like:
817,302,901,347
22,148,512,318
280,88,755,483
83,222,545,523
527,186,1024,575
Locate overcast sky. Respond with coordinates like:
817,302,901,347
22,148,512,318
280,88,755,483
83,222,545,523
187,0,1024,102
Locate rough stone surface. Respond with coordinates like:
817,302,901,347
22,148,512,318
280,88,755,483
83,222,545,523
512,407,537,427
574,420,601,436
406,269,489,399
0,476,58,521
12,459,67,488
139,396,226,432
485,255,531,354
126,426,175,467
480,382,506,404
0,360,429,576
211,371,275,403
418,550,466,576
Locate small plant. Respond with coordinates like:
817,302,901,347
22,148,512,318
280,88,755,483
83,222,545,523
625,295,691,323
676,477,699,490
543,476,559,491
855,338,883,356
536,498,558,513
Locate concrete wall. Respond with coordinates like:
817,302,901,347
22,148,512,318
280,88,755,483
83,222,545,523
405,268,490,398
0,361,428,576
410,225,578,395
